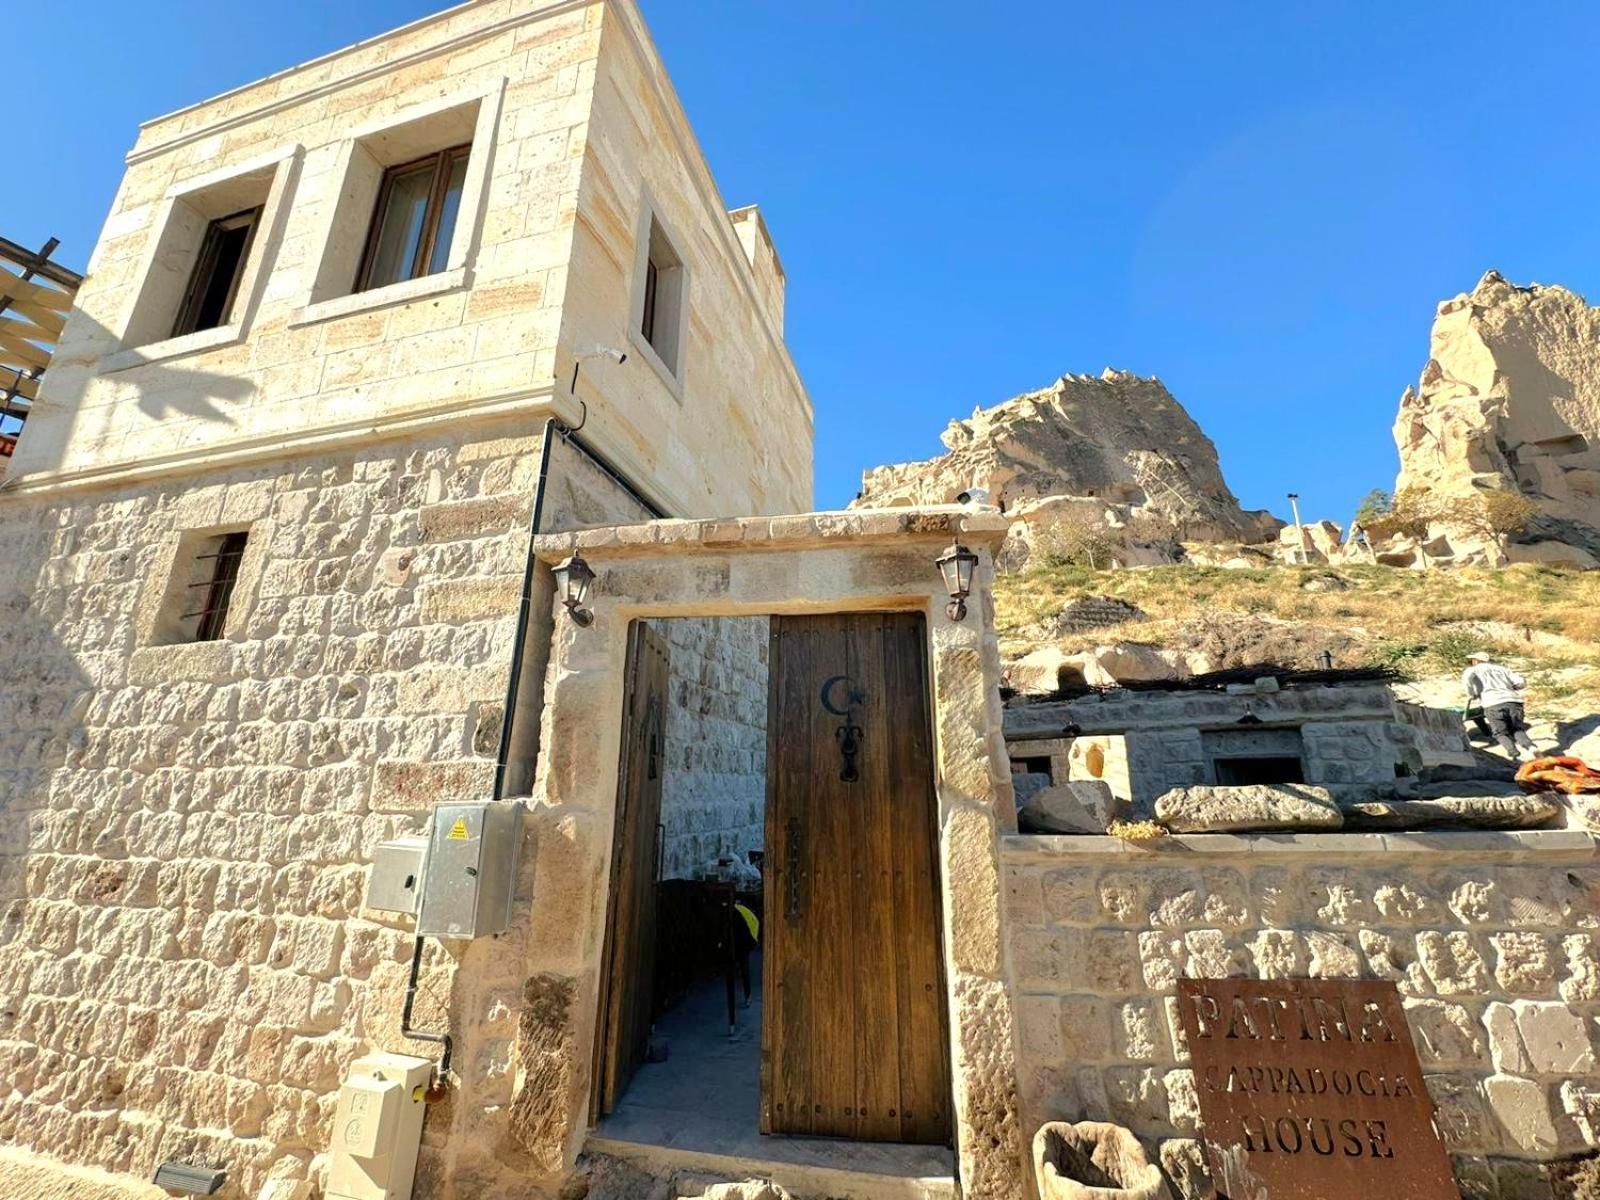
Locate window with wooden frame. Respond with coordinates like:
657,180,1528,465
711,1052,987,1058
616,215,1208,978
186,531,250,642
171,207,263,338
355,145,471,293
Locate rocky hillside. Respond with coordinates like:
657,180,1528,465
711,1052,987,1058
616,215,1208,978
994,561,1600,757
1394,270,1600,567
853,369,1280,556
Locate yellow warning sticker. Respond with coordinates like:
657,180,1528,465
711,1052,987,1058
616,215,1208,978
446,818,470,841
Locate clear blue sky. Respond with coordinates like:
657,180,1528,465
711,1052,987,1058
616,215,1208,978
10,2,1600,522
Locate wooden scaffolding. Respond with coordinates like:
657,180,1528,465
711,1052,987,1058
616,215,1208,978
1,236,82,460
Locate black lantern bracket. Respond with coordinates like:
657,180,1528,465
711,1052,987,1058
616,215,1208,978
552,553,596,627
935,542,979,622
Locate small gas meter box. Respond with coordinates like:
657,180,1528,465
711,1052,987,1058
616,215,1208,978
414,800,524,939
326,1052,432,1200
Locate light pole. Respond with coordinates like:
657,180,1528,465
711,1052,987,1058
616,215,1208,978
1287,492,1306,564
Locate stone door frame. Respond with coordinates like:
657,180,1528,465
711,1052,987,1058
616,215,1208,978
516,513,1026,1198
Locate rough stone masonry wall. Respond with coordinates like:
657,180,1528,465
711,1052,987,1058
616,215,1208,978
0,421,573,1200
649,616,769,881
1011,687,1422,816
1002,831,1600,1199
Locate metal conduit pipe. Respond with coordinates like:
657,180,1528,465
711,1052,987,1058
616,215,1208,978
400,398,667,1081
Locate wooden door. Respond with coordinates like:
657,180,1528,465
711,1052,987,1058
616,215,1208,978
761,612,952,1144
595,621,670,1117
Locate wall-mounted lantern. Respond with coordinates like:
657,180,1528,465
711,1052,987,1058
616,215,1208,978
936,542,979,622
552,554,596,627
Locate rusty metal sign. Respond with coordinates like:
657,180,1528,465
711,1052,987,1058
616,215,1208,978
1177,978,1458,1200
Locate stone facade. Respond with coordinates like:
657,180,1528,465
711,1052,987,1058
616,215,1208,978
1006,683,1457,816
649,616,768,881
7,0,811,520
1002,829,1600,1198
0,1,813,1197
0,421,629,1199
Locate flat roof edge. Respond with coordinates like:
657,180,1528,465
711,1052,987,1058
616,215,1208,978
133,0,593,157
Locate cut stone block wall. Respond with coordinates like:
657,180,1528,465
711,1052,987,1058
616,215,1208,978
0,420,651,1200
1006,685,1453,815
1001,830,1600,1197
648,616,769,881
12,0,813,525
17,1,598,489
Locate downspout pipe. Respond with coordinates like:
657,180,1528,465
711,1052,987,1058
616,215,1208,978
401,416,557,1082
402,400,666,1079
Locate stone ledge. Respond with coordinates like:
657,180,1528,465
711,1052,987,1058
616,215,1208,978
1001,828,1598,861
533,506,1011,561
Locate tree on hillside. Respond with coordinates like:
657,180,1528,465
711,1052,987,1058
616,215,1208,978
1354,489,1393,525
1436,489,1540,559
1034,508,1119,570
1363,487,1435,541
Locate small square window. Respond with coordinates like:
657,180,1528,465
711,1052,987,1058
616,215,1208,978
149,529,252,646
171,208,262,338
356,146,471,293
639,218,685,375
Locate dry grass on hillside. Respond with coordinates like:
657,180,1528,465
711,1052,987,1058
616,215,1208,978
994,562,1600,723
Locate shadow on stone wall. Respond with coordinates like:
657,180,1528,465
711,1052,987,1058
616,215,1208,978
3,310,254,481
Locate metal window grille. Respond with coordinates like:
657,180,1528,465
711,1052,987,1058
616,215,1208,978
183,532,249,641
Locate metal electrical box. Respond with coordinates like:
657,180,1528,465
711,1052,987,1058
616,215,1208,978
365,836,428,916
327,1052,432,1200
414,801,524,939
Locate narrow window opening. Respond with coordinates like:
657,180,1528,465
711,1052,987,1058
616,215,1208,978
171,207,262,337
185,531,250,642
356,144,471,292
1213,756,1307,786
1010,755,1052,777
639,217,684,374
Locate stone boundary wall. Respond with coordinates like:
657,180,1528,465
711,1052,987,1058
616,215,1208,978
1001,829,1600,1199
649,616,769,880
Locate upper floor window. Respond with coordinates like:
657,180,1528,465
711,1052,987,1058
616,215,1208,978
110,145,298,360
356,146,470,293
294,81,506,322
171,207,263,337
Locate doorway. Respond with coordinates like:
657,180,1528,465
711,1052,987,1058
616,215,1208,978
591,611,953,1163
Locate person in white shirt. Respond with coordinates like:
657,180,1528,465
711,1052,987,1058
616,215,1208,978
1461,650,1537,760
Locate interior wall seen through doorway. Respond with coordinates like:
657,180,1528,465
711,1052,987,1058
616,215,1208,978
646,616,770,881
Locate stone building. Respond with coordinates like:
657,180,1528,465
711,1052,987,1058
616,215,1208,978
1005,677,1477,817
0,0,813,1195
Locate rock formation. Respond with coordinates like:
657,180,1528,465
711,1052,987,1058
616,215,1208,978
1394,271,1600,567
854,369,1280,557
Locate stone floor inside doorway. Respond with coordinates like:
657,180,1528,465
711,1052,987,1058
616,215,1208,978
591,952,956,1185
